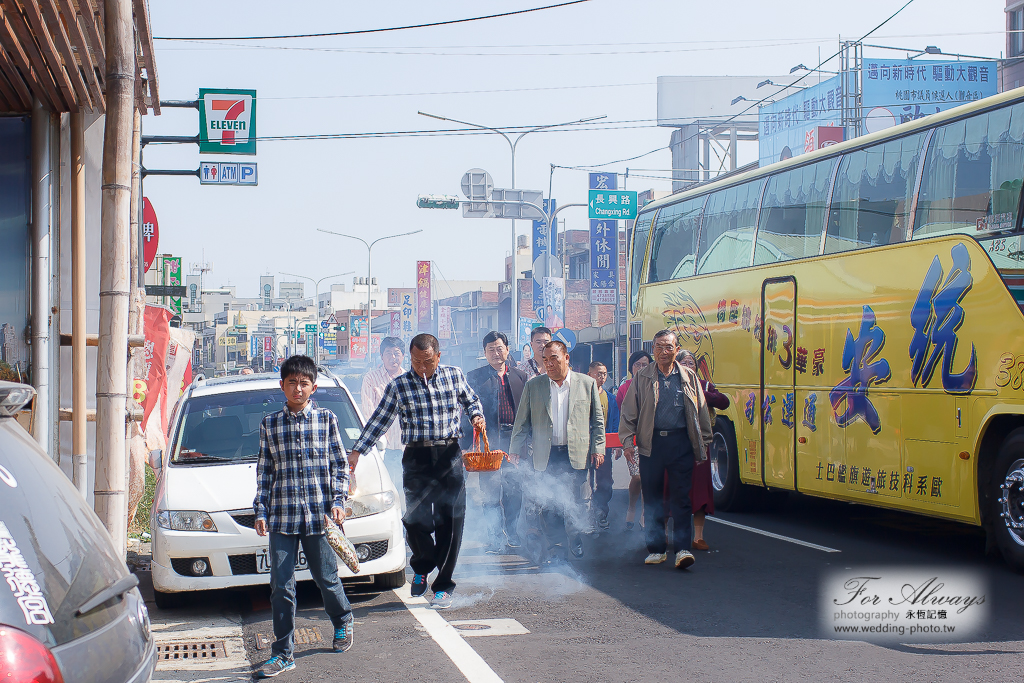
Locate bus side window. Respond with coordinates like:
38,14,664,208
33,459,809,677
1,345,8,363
647,197,703,283
753,158,836,265
629,212,654,315
824,133,925,254
696,179,765,275
914,102,1024,240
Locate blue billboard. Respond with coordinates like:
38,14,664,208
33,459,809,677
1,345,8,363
758,76,843,167
862,59,997,133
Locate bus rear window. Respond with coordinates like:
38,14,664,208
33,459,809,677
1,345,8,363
914,101,1024,241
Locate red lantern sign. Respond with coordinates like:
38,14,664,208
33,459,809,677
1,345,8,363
143,197,159,273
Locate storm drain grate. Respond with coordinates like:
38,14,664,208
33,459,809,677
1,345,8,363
157,640,228,661
295,627,323,645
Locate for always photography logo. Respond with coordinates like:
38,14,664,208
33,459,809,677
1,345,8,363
821,568,987,641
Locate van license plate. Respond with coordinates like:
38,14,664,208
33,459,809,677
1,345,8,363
256,548,308,574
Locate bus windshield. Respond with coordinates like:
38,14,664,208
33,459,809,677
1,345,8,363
171,388,362,464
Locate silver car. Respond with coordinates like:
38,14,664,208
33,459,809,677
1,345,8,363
0,381,156,682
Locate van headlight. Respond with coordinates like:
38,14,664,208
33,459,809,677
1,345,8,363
156,510,218,532
345,491,396,519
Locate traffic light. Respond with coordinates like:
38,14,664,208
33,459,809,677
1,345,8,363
416,194,460,210
335,323,347,332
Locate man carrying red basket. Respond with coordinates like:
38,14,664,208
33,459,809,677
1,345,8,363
509,340,605,563
350,334,484,610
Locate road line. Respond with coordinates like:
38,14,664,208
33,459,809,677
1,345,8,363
707,516,841,552
394,586,504,683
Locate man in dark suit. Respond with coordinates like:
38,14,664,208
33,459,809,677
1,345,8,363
463,331,528,553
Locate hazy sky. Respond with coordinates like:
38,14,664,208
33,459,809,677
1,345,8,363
144,0,1004,298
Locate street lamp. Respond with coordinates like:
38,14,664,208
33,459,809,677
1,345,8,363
317,229,422,339
416,110,606,351
279,270,353,363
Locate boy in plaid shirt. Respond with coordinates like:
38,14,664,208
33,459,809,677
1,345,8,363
253,356,352,678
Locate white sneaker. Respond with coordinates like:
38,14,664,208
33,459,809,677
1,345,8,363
644,552,667,564
675,550,695,569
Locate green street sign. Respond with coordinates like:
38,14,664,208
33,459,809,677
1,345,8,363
305,324,317,333
199,88,257,155
588,190,637,220
417,194,460,209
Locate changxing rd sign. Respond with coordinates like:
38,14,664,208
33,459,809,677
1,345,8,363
199,88,256,155
588,190,637,220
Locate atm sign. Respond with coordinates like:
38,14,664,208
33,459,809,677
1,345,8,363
199,88,256,155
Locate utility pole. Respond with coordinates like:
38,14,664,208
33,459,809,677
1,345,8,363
95,0,136,559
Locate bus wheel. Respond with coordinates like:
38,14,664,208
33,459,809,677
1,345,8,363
992,430,1024,572
710,419,743,511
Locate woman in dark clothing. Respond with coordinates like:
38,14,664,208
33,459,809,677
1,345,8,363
677,349,729,550
616,350,653,530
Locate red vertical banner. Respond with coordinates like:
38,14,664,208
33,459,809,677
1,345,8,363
416,260,431,332
389,311,401,337
140,306,173,433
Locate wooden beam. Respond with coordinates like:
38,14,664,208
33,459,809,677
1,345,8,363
55,0,101,109
18,0,77,110
0,5,43,104
132,53,143,113
0,43,31,108
130,0,154,113
72,0,101,75
38,0,91,108
0,58,23,108
0,0,65,109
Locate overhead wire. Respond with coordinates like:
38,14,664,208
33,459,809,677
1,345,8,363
153,0,592,41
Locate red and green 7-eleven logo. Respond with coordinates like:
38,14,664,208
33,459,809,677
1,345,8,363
199,88,257,155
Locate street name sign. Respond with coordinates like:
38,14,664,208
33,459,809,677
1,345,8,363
588,190,637,220
200,161,258,186
199,88,257,155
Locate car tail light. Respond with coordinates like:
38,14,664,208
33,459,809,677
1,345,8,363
0,626,64,683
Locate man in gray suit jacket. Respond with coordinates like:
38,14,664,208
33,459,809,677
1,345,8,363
509,340,605,561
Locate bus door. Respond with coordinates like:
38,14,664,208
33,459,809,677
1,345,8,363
761,277,797,490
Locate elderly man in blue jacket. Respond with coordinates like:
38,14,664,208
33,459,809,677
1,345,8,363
587,361,619,530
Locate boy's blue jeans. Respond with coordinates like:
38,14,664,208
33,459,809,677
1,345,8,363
269,531,352,660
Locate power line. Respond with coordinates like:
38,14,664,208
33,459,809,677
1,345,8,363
154,0,592,41
257,82,655,101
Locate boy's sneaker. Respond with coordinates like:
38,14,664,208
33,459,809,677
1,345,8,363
431,590,454,609
644,552,667,565
410,574,428,598
675,550,695,569
255,655,295,678
333,621,354,652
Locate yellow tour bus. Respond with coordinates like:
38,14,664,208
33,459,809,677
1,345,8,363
628,86,1024,571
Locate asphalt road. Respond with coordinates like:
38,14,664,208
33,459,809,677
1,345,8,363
143,479,1024,683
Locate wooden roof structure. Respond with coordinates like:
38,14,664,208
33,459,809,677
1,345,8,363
0,0,159,114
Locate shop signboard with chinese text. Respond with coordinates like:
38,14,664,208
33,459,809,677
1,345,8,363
349,315,368,360
532,198,557,312
438,306,452,340
143,198,159,272
589,173,618,305
416,261,431,332
399,290,415,343
166,257,182,314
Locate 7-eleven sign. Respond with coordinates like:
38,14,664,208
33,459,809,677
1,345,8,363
199,88,257,155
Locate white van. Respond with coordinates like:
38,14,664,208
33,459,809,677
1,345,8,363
149,371,405,608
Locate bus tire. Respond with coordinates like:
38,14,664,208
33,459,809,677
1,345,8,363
990,428,1024,573
710,419,746,511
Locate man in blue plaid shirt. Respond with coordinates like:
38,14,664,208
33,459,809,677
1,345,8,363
350,334,484,609
253,356,353,679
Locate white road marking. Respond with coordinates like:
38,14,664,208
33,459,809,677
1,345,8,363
394,585,504,683
449,618,530,637
707,516,841,553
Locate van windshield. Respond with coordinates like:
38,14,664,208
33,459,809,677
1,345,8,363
171,388,363,464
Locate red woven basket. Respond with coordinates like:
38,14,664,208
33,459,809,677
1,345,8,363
462,430,507,472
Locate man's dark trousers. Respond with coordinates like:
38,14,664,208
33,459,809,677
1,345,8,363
403,440,466,593
539,445,587,549
479,427,523,540
592,447,614,517
269,530,352,660
638,431,694,554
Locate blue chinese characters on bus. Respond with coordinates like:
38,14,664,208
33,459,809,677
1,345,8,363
802,393,818,432
909,243,978,395
744,392,756,425
781,392,795,429
829,305,892,435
